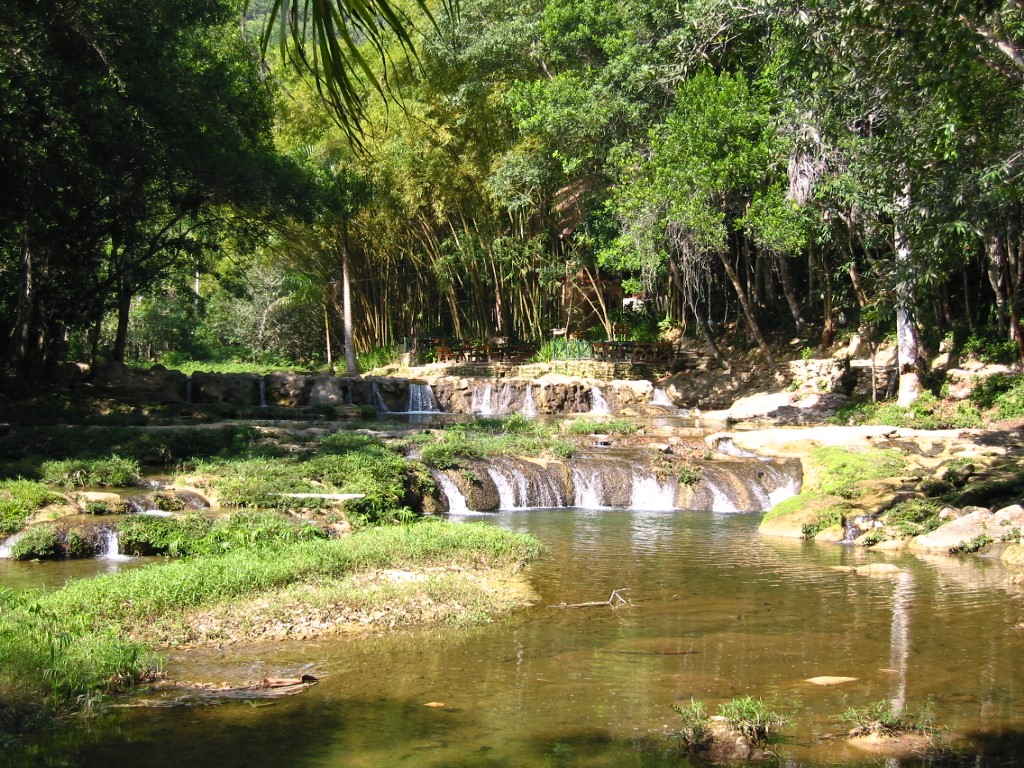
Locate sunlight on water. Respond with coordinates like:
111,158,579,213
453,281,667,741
8,510,1024,767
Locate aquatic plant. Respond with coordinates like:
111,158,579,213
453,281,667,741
839,700,937,738
717,695,789,745
672,699,712,752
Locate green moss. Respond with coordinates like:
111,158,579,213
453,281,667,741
810,446,906,499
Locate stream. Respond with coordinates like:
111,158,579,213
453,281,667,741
6,509,1024,767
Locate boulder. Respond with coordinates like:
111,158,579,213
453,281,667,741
910,504,1024,551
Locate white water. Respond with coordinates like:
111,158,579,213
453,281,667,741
767,473,801,508
589,386,611,415
470,384,493,415
434,472,471,514
371,382,390,413
0,531,24,559
521,386,537,417
629,471,677,510
257,378,267,407
707,478,741,513
571,466,607,509
487,466,527,509
99,528,132,561
651,388,673,406
184,376,193,404
407,383,439,413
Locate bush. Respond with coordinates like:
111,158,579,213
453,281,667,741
0,480,61,535
116,512,327,557
565,418,638,436
39,456,141,488
672,699,712,752
9,525,62,560
717,696,789,745
884,498,943,537
840,700,937,737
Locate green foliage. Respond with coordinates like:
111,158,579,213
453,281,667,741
116,512,326,557
39,456,141,488
801,508,844,540
716,696,789,745
811,447,906,499
840,700,938,738
949,533,993,554
419,423,573,468
565,418,638,435
0,480,61,535
962,332,1019,365
884,498,944,537
357,346,398,372
671,699,712,752
9,525,63,561
835,393,982,430
676,464,701,487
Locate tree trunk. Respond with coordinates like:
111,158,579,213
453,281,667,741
341,233,359,377
669,256,726,367
986,234,1009,338
894,184,923,408
716,250,775,364
776,251,805,332
112,267,133,364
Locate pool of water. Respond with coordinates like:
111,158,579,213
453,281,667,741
7,509,1024,767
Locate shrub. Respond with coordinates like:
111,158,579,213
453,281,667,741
116,512,326,558
885,498,943,537
9,525,62,560
840,700,937,738
672,699,711,752
717,696,789,745
0,480,61,535
40,456,141,488
565,418,638,436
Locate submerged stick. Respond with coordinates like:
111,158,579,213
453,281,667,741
548,588,631,609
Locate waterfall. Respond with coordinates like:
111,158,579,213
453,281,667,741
372,382,390,413
0,531,24,559
590,386,611,415
487,466,524,509
706,478,740,513
257,378,267,407
629,471,676,510
493,383,516,414
470,384,493,415
572,465,607,509
100,528,132,561
651,388,673,406
407,383,439,413
521,386,537,417
434,472,470,514
184,376,193,405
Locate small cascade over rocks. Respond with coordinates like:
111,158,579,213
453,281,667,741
435,451,801,514
99,527,132,561
590,386,611,415
433,471,471,514
651,388,673,407
407,383,440,413
471,384,493,415
371,382,390,413
0,531,25,559
521,386,537,417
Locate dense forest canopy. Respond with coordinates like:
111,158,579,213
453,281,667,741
2,0,1024,402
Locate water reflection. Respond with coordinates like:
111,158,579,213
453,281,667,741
5,510,1024,767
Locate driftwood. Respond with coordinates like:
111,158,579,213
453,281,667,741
548,588,631,609
114,674,319,708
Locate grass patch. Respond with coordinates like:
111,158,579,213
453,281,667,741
717,695,789,745
883,498,944,537
834,393,983,430
810,446,906,499
672,699,712,752
840,700,938,738
417,422,574,470
43,521,541,634
39,455,141,488
0,480,63,535
565,418,638,436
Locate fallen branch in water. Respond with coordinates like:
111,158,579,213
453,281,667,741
548,588,631,609
114,674,320,708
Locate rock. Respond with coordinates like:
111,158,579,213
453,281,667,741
704,717,772,762
871,539,907,552
853,563,903,577
806,676,858,686
910,505,1024,551
76,491,129,515
1001,544,1024,568
847,732,935,758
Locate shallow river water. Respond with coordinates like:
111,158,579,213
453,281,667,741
7,509,1024,767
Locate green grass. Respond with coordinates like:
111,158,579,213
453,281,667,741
811,446,906,499
417,422,574,470
884,498,944,537
833,392,983,429
565,418,638,436
43,521,541,632
39,455,142,488
839,700,937,738
717,695,789,745
0,480,62,535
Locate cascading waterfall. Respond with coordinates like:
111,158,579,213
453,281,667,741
629,470,677,510
521,386,537,417
470,384,493,415
407,383,439,413
371,382,390,413
184,376,193,405
100,528,132,561
257,378,267,407
651,388,673,406
434,472,470,514
589,386,611,415
0,531,24,558
487,466,527,509
571,465,607,509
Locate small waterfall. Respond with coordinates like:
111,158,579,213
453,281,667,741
493,383,516,414
521,386,537,417
706,478,740,513
572,465,606,509
100,528,132,561
629,471,676,510
651,388,673,406
487,466,525,509
372,382,390,413
0,531,25,559
470,384,493,415
407,383,440,413
590,386,611,415
184,376,193,404
434,472,470,514
257,378,267,407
